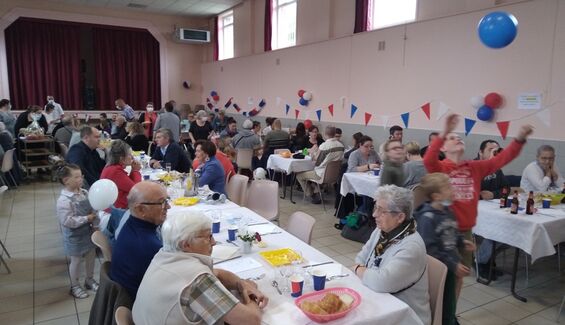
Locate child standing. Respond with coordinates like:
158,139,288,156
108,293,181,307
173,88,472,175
414,173,475,325
56,164,99,299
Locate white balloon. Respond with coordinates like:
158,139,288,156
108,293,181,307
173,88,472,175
302,91,312,101
88,179,118,210
470,96,484,109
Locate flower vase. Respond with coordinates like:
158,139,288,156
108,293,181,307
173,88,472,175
242,241,253,254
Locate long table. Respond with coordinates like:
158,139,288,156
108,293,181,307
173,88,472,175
473,200,565,301
168,199,423,324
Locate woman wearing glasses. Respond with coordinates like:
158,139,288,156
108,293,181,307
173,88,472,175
346,135,381,172
353,185,431,325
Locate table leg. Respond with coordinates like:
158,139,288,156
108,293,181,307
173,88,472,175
511,247,527,302
280,172,287,199
289,174,297,204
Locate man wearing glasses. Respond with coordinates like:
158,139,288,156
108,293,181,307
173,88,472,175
521,145,564,192
111,181,170,300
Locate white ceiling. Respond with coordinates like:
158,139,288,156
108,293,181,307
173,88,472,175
49,0,242,17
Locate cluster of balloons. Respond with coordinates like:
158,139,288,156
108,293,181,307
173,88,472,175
471,92,503,121
478,11,518,49
88,179,118,210
298,89,313,106
210,91,220,102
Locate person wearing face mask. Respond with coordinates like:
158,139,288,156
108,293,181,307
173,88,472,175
138,102,158,139
415,173,475,325
153,101,180,143
44,95,65,122
424,114,533,301
0,99,16,137
15,105,48,135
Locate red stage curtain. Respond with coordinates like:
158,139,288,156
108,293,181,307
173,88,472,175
264,0,272,51
92,26,161,111
5,18,82,110
354,0,370,33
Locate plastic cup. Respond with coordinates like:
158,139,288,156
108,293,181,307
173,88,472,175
542,198,551,209
312,270,326,291
506,196,513,208
373,169,380,176
290,274,304,297
212,221,221,233
228,226,238,241
143,174,150,181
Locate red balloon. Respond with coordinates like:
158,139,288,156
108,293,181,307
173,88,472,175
485,92,503,109
298,89,306,97
304,119,313,129
212,95,220,102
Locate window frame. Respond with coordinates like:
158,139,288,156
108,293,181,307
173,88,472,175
370,0,418,30
271,0,297,50
218,10,234,60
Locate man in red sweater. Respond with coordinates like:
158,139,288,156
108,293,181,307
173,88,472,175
423,114,533,298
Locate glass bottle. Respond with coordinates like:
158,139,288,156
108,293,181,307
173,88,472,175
526,191,535,215
510,190,519,214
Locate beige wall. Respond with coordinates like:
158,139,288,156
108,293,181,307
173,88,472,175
0,0,209,109
203,0,565,141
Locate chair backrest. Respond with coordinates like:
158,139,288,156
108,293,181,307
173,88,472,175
1,149,15,173
321,160,342,185
115,306,134,325
412,185,427,211
245,180,279,221
226,174,249,206
91,230,112,262
236,149,254,170
427,255,448,325
58,142,69,158
286,211,316,244
225,169,233,185
89,261,133,325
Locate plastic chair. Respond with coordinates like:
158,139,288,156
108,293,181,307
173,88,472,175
91,230,112,262
0,184,11,273
58,142,69,158
236,149,253,173
115,306,134,325
412,184,427,211
286,211,316,244
1,149,17,189
427,255,448,325
226,174,249,206
245,180,279,223
304,160,341,211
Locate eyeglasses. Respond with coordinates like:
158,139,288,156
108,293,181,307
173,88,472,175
140,198,170,208
374,207,401,215
387,146,404,151
195,233,215,241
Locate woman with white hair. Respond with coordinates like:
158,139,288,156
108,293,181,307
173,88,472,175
353,185,431,325
133,212,268,325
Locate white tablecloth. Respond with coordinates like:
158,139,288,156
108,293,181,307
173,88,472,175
266,155,315,174
340,172,380,197
169,202,422,325
472,200,565,262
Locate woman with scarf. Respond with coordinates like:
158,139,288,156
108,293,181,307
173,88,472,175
138,102,158,140
353,185,431,325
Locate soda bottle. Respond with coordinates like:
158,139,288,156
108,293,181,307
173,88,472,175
510,191,519,214
526,191,535,215
499,187,508,208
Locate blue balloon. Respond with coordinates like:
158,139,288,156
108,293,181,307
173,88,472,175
477,105,494,121
299,97,309,106
478,11,518,49
210,90,218,97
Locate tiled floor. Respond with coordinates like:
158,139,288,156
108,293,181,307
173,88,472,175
1,180,565,324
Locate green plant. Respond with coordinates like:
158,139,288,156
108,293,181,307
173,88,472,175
238,231,262,243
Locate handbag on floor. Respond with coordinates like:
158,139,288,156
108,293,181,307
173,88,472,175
340,212,376,243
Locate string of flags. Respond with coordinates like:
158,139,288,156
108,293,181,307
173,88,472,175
208,89,559,139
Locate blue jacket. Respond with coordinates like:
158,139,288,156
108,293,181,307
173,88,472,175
66,141,105,187
414,202,464,273
198,156,226,195
150,142,190,173
110,216,162,299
